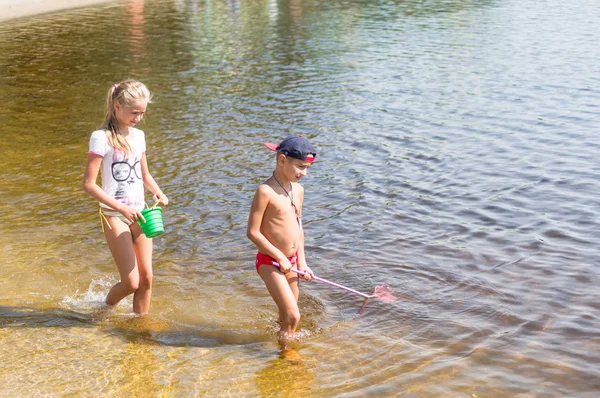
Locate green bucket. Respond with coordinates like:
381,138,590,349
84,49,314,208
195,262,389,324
138,207,164,238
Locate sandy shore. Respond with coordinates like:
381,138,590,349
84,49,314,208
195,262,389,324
0,0,113,23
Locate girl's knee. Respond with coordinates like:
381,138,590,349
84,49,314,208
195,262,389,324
122,272,151,293
138,273,153,290
122,277,139,293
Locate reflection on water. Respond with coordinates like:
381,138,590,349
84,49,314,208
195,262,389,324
255,351,316,398
1,0,600,396
127,0,147,64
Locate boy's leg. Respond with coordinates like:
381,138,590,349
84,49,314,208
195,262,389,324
286,269,300,301
258,265,301,342
131,223,153,315
103,216,140,307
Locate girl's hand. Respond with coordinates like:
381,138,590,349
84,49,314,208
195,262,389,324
153,192,169,206
298,265,314,281
119,205,146,224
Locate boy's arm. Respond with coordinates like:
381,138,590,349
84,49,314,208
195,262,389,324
294,185,314,280
247,185,293,270
296,228,314,281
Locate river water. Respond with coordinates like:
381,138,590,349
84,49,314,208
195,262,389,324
0,0,599,396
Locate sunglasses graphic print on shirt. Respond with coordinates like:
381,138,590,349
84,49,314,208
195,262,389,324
112,158,141,200
112,159,141,182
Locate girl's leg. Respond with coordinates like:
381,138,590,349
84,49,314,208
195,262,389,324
131,223,153,315
103,216,140,307
258,265,300,345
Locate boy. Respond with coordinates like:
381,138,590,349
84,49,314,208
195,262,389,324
247,135,316,346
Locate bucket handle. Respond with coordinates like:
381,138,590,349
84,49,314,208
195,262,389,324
152,198,163,209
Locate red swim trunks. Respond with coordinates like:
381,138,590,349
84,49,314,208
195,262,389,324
255,252,297,273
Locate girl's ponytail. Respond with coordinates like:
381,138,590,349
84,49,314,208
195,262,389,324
100,80,151,158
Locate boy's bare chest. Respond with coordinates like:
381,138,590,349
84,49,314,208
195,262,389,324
268,195,297,220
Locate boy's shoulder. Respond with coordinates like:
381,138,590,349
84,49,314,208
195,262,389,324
257,178,304,188
292,181,304,192
256,179,277,194
254,180,304,203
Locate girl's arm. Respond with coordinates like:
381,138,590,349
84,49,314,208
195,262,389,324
247,184,294,272
140,152,169,206
294,184,314,281
83,153,144,222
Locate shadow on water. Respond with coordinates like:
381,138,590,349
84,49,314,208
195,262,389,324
0,306,93,328
0,305,271,348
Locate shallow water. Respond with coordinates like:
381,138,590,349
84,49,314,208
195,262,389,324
1,0,599,396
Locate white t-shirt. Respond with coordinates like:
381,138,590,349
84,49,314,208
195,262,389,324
89,128,146,212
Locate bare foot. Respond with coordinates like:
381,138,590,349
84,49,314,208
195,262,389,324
91,303,113,322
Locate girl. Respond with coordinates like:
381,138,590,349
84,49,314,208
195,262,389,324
83,79,168,315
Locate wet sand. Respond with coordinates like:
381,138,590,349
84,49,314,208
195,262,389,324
0,0,113,22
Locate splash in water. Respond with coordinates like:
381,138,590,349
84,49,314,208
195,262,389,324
61,279,130,313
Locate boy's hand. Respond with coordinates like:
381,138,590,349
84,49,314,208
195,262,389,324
278,257,293,274
298,265,314,281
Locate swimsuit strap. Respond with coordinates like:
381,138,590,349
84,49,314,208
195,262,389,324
272,173,300,221
99,208,113,233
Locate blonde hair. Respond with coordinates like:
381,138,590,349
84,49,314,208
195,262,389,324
101,79,152,158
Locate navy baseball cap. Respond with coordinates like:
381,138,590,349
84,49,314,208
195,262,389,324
264,135,316,162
